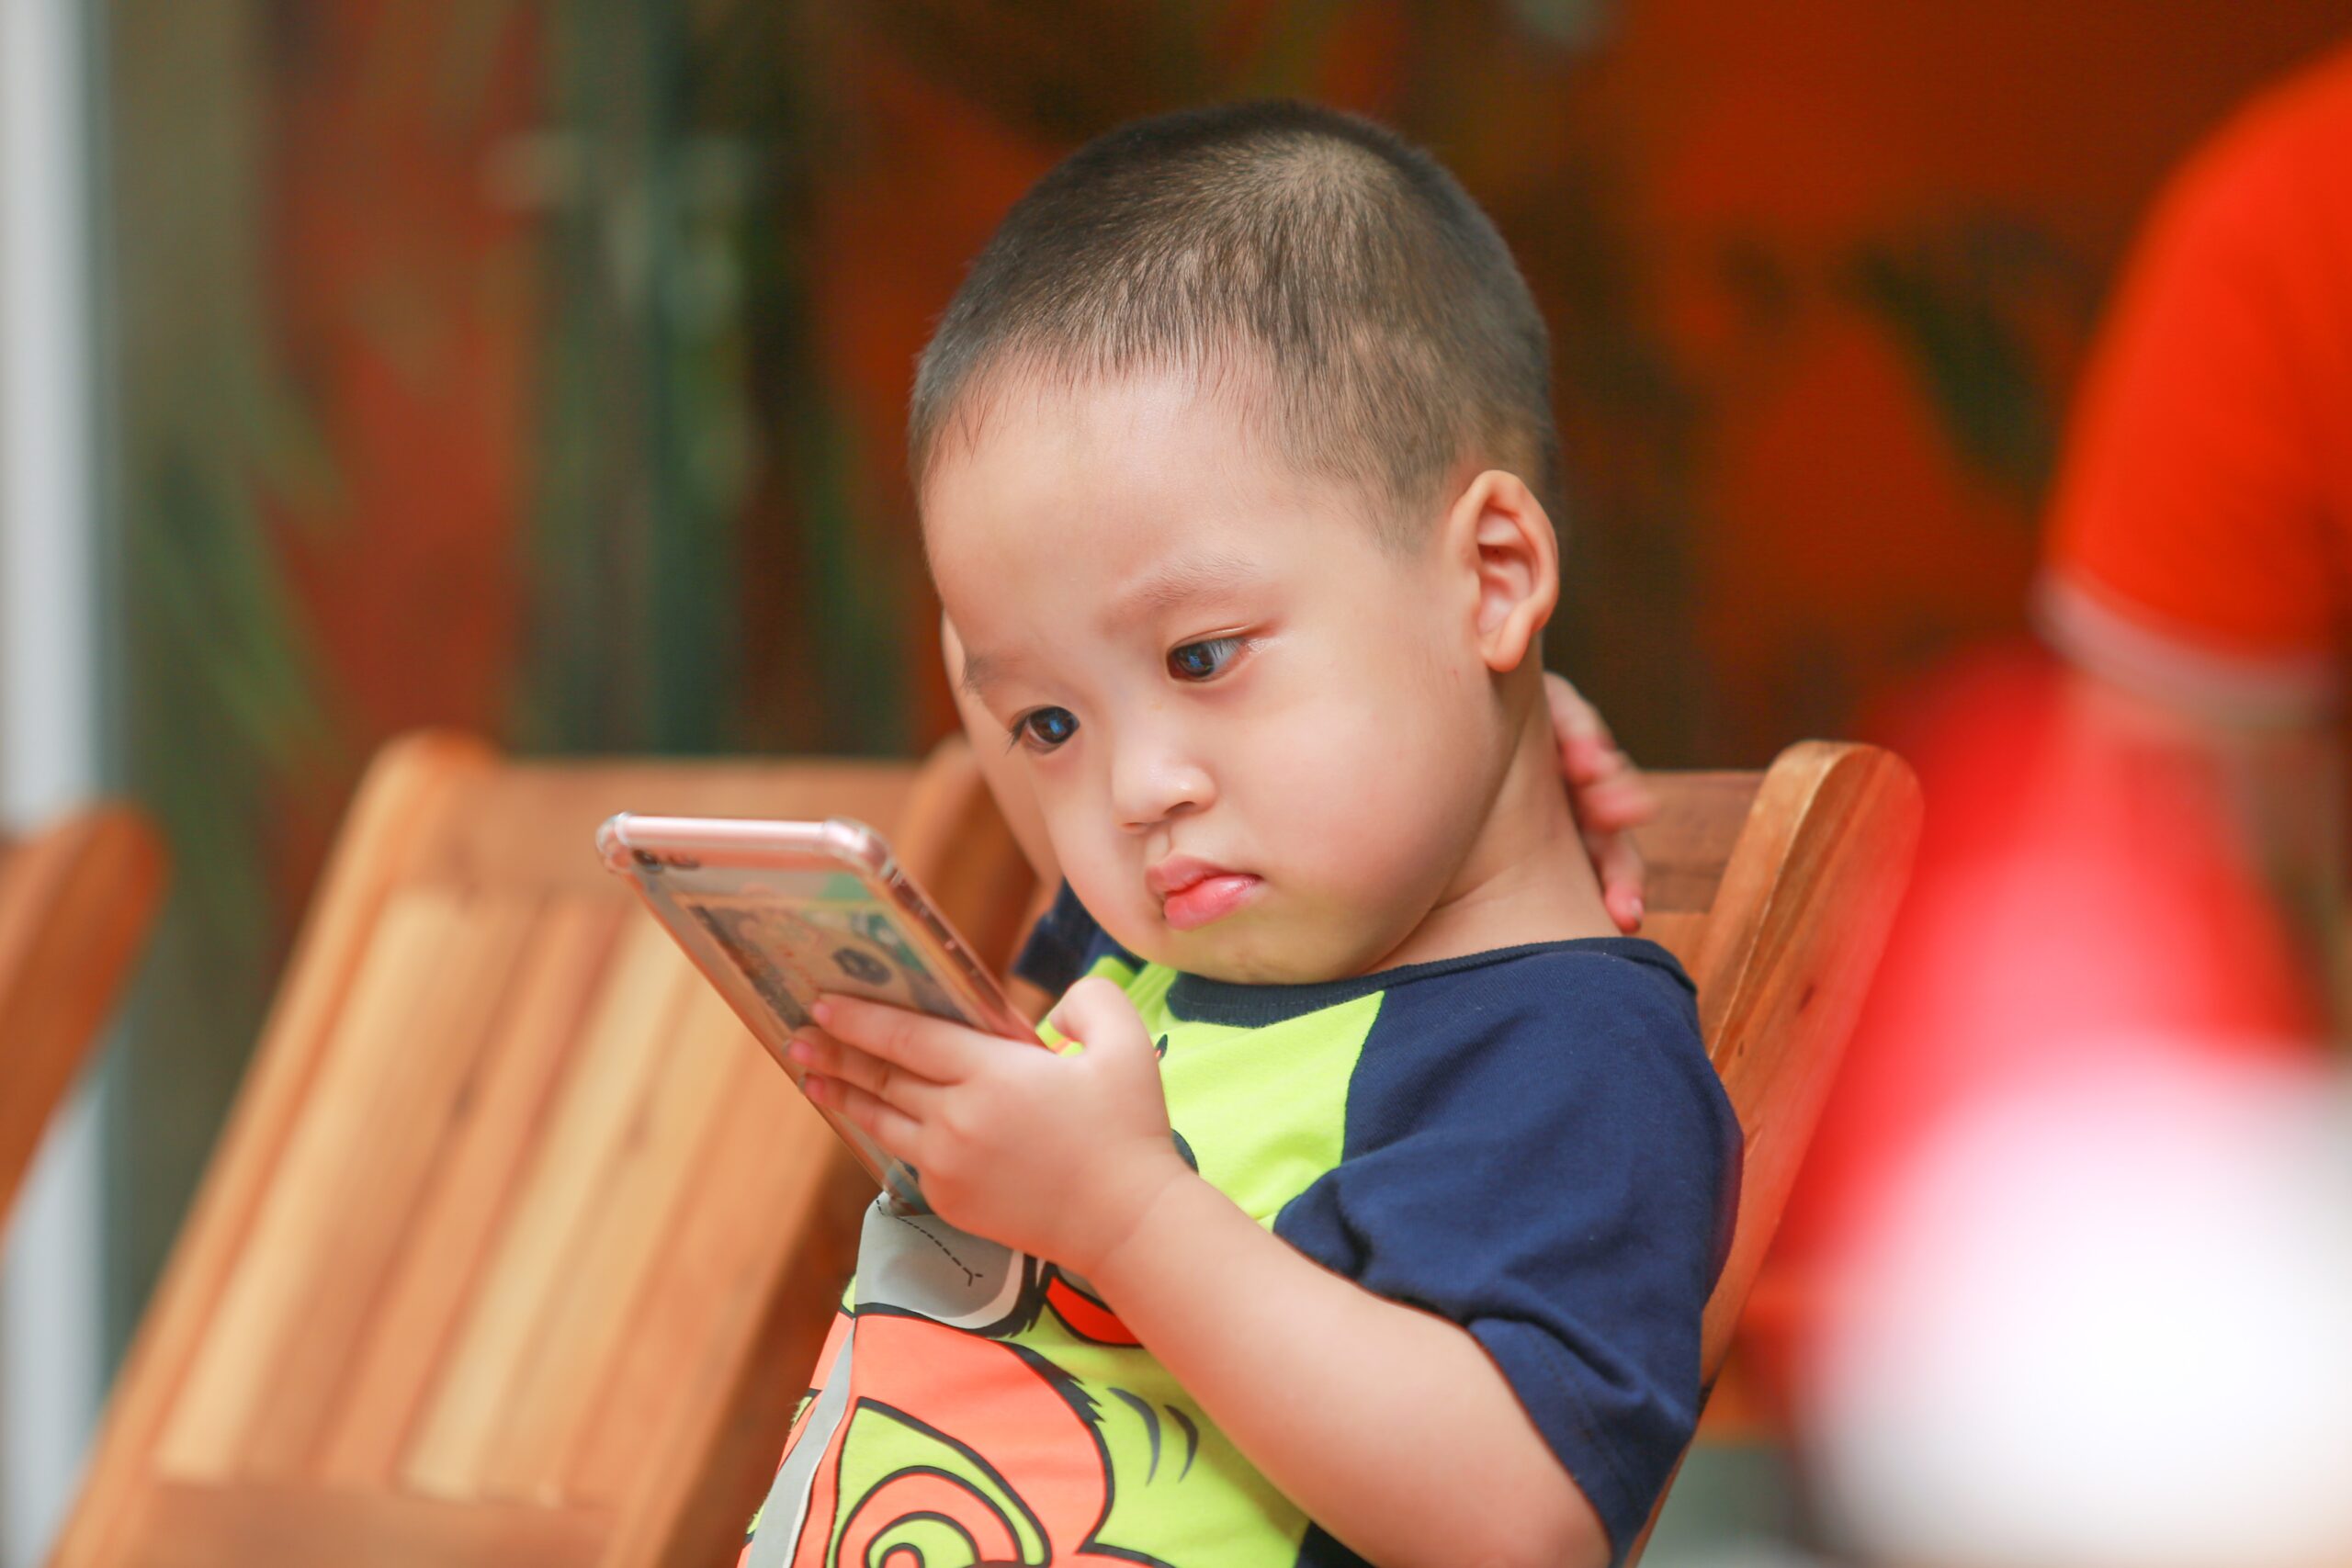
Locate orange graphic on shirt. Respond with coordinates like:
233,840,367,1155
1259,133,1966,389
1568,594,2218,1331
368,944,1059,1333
757,1311,1163,1567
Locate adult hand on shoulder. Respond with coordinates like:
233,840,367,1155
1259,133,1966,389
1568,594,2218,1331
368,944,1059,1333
1545,671,1655,933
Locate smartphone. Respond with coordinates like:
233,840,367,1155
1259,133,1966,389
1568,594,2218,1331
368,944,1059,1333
597,812,1040,1211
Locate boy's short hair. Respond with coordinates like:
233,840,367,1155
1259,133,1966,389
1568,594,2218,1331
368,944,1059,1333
910,100,1558,545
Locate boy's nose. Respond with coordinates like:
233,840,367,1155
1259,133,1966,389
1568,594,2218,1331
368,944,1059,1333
1111,742,1214,830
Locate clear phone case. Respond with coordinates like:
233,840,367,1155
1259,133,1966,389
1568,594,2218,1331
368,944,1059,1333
597,812,1038,1211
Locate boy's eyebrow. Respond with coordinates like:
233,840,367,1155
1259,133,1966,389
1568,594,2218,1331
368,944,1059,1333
957,649,1008,697
1103,551,1261,626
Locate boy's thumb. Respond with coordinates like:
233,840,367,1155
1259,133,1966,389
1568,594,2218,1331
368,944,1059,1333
1044,976,1148,1057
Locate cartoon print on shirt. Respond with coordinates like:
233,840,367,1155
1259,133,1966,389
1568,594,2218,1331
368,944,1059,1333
741,1118,1216,1568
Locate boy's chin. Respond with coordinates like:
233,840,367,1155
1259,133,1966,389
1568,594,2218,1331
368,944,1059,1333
1148,920,1393,987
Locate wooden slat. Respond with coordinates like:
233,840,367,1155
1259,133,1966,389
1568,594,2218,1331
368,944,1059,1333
0,807,165,1223
318,897,628,1485
1635,909,1709,976
1632,773,1763,914
1626,771,1767,973
239,895,541,1478
476,968,748,1501
1691,744,1921,1369
48,732,1134,1568
51,735,487,1568
117,1480,609,1568
593,1101,873,1568
1623,743,1921,1565
400,916,694,1498
560,1048,822,1507
157,890,478,1478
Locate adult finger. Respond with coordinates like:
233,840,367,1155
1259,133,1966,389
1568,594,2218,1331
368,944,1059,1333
1585,827,1647,933
1544,671,1658,830
1579,770,1659,834
813,994,984,1082
1544,671,1616,777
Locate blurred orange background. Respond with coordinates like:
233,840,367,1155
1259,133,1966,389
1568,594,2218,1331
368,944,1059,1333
97,0,2348,1431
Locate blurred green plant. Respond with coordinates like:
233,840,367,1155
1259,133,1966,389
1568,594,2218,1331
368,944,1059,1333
513,0,918,758
105,0,344,1344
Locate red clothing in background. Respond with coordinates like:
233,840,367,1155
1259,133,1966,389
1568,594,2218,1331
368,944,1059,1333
2039,41,2352,716
1744,46,2352,1432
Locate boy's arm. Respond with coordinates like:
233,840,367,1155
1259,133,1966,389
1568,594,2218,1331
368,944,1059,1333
1090,1159,1610,1568
794,984,1629,1568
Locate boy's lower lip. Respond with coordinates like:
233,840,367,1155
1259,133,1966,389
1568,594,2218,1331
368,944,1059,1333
1161,874,1261,931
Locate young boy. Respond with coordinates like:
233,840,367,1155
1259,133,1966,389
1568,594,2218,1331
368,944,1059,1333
750,102,1740,1568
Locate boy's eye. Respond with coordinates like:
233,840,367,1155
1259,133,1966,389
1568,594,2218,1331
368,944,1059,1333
1168,637,1245,682
1012,706,1079,751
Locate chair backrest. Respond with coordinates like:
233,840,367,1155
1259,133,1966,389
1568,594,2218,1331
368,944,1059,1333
0,805,167,1226
49,733,1035,1568
1623,739,1921,1562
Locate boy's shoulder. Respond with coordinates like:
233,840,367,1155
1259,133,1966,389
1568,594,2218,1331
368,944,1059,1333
1160,934,1693,1026
1179,936,1718,1145
1016,879,1698,1037
1015,883,1720,1134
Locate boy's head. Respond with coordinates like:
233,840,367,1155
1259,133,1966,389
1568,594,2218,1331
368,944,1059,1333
921,103,1580,983
910,100,1558,538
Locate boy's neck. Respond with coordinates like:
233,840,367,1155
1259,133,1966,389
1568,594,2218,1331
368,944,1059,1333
1369,690,1623,973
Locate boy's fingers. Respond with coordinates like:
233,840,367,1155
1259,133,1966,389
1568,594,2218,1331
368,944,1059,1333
805,1073,923,1159
790,1028,944,1114
1044,975,1154,1056
813,994,980,1081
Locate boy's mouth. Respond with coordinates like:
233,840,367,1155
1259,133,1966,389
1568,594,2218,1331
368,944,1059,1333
1148,856,1261,931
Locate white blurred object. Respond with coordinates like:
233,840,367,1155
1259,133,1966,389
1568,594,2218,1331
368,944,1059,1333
1809,1043,2352,1568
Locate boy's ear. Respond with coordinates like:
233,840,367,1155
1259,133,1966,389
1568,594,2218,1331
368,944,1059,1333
1443,469,1559,675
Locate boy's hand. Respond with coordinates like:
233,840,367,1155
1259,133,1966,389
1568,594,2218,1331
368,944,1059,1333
791,978,1194,1272
1545,671,1656,932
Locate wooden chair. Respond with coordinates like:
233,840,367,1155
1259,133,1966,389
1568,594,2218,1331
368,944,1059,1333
51,731,1907,1568
47,733,1037,1568
1624,740,1922,1562
1,805,167,1226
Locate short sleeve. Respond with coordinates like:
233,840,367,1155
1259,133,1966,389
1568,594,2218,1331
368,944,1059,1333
1272,946,1742,1563
1010,882,1136,994
2038,52,2352,718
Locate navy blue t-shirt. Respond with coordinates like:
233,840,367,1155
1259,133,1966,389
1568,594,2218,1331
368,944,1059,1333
1014,885,1743,1562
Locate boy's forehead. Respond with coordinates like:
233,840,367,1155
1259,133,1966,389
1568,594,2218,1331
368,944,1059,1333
929,374,1252,521
940,359,1270,462
922,369,1392,558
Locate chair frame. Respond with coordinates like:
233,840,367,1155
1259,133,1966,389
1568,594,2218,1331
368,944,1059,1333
1625,740,1921,1561
0,805,167,1225
49,734,1034,1568
46,734,1913,1568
